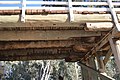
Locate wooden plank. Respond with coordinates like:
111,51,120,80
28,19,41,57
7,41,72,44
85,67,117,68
85,22,113,31
0,48,72,61
0,14,114,23
0,40,93,51
0,30,101,41
109,39,120,72
0,22,84,30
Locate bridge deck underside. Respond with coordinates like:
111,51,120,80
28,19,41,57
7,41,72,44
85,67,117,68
0,19,111,61
0,10,117,61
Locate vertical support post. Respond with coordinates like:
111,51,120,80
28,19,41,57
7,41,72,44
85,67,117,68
107,0,120,31
109,38,120,72
88,57,99,80
21,0,26,22
68,0,74,22
78,61,115,80
75,62,79,80
96,52,105,73
81,61,89,80
99,57,105,73
103,49,112,65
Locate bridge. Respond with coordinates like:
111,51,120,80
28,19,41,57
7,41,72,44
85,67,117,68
0,0,120,79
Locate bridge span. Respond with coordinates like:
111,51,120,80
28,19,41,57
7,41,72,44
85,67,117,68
0,0,120,79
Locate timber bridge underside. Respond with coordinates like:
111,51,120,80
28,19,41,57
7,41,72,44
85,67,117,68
1,0,120,74
0,13,117,61
1,1,120,79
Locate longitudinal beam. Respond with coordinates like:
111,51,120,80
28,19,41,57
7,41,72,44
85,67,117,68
0,30,101,41
0,48,70,61
0,48,84,61
0,40,93,51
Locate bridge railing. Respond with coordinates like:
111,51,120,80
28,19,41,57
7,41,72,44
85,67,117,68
0,0,120,22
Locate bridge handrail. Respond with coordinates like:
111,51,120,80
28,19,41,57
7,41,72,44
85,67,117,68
0,1,120,10
0,1,120,9
0,0,120,22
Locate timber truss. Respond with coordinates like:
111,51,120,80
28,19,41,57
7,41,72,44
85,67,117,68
0,0,120,79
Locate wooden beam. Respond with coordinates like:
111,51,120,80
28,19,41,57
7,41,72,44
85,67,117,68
96,52,106,73
0,40,93,51
109,39,120,72
81,61,90,80
0,30,101,41
0,22,84,30
85,22,113,31
78,62,115,80
88,57,99,80
0,48,85,61
0,48,70,61
0,14,115,23
81,32,112,61
103,49,112,65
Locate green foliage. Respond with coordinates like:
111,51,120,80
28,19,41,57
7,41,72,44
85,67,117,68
4,60,78,80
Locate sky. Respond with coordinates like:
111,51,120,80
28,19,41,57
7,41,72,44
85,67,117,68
0,0,100,8
0,0,43,8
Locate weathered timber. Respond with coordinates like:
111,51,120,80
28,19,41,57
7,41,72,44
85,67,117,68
109,39,120,72
0,22,84,30
80,32,112,61
0,30,101,41
0,14,116,23
73,45,92,53
85,22,114,31
78,62,115,80
0,40,94,52
96,51,105,73
0,22,115,31
88,57,99,80
0,48,84,61
81,61,90,80
103,49,112,65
